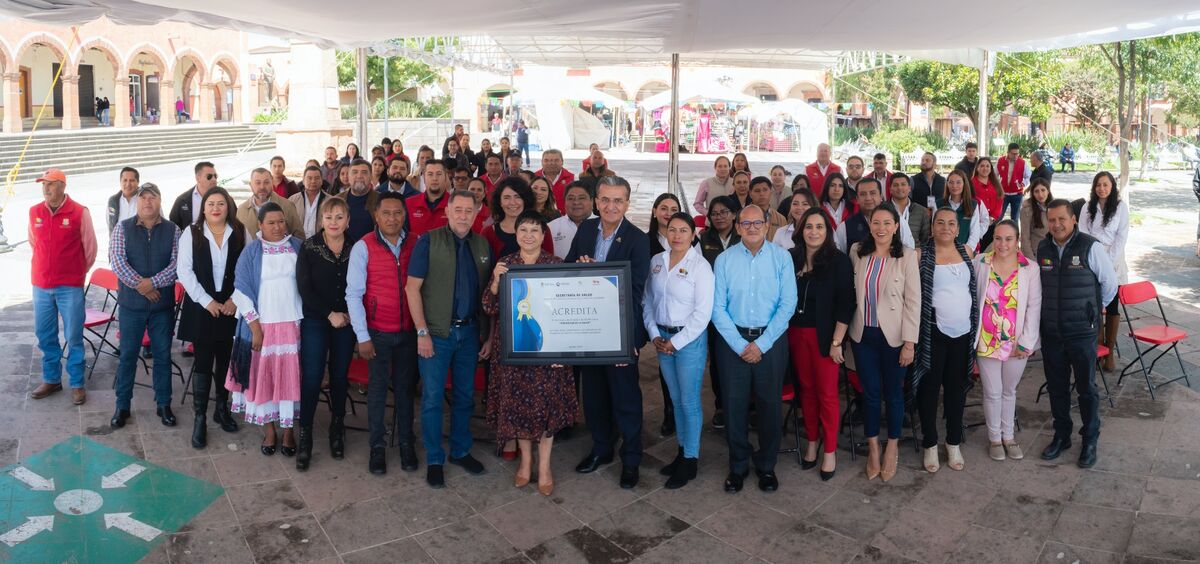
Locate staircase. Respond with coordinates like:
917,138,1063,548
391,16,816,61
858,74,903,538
0,124,275,183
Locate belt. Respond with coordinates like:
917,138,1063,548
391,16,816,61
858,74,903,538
450,318,476,327
657,324,684,335
736,326,767,340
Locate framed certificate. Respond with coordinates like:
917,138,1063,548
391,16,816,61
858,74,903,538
498,261,636,366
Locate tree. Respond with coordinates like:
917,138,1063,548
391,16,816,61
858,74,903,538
896,53,1061,139
335,51,441,93
833,67,899,128
1099,41,1136,188
1055,49,1115,130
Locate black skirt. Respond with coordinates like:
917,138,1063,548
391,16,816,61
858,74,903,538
177,295,237,343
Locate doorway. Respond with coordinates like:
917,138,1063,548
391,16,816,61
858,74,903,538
19,68,31,118
129,73,143,118
52,63,95,118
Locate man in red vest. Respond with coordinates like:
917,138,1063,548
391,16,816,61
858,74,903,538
536,149,575,213
805,143,842,201
996,142,1028,223
29,169,98,405
347,192,419,475
406,159,451,238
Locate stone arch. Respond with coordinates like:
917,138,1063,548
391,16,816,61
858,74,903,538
741,80,780,102
209,52,240,85
124,43,170,76
593,80,629,100
0,37,13,72
634,80,669,101
14,32,71,68
73,37,124,76
785,80,827,102
172,47,207,82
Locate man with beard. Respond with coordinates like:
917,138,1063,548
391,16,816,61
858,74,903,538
406,159,451,238
336,159,381,243
910,152,945,211
378,157,419,198
237,168,304,239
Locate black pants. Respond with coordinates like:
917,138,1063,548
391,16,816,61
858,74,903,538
191,337,232,405
299,318,355,427
1042,334,1101,441
367,329,418,449
716,337,785,474
707,325,724,410
917,328,970,448
581,363,643,466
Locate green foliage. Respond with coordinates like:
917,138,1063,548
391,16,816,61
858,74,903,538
341,97,453,121
834,126,874,145
252,109,287,123
1046,130,1106,154
335,51,441,91
920,130,949,151
870,127,929,162
897,53,1061,130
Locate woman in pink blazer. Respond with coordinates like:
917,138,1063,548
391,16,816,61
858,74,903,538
973,219,1042,463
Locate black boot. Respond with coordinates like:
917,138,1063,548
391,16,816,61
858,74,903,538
212,387,238,433
664,457,697,489
660,447,684,476
329,416,345,460
296,426,313,471
191,372,211,449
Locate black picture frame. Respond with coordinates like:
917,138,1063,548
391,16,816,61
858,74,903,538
498,261,636,366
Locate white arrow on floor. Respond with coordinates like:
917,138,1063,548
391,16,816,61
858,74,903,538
100,463,146,489
0,515,53,547
9,467,54,491
104,513,162,542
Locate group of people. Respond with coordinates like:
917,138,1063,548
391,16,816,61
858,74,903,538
27,138,1127,499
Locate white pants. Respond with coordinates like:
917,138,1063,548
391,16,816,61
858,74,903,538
977,355,1027,443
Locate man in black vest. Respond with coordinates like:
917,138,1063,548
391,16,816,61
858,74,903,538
566,176,651,489
1037,199,1118,468
833,177,882,252
169,162,217,230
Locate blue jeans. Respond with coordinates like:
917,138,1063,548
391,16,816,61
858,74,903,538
657,328,707,458
417,324,479,465
33,286,86,388
299,317,355,427
1002,193,1023,225
115,307,174,409
854,327,905,439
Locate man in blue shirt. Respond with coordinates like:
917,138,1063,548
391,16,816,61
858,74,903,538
711,204,798,493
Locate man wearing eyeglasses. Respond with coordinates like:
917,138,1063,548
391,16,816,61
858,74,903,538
169,161,218,230
566,176,651,489
711,204,797,494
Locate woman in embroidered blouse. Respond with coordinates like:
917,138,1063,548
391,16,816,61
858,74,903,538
974,219,1041,461
643,212,715,490
940,169,987,252
1019,178,1053,258
483,211,577,496
821,173,854,231
849,206,920,482
227,202,304,457
177,187,245,449
1079,171,1129,372
913,207,978,473
295,197,354,471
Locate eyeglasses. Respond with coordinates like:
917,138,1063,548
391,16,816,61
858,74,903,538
710,209,733,217
738,220,766,229
206,173,218,181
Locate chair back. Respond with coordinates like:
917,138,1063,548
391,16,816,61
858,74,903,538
1118,281,1157,306
88,268,120,292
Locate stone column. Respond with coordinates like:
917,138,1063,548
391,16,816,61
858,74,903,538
1,72,21,134
159,79,175,125
113,77,131,128
60,74,80,130
198,82,215,123
276,42,352,167
231,85,243,124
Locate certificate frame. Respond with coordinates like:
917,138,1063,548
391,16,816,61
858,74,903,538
498,261,636,366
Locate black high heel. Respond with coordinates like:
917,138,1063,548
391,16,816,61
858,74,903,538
261,431,277,456
819,452,836,481
280,429,296,457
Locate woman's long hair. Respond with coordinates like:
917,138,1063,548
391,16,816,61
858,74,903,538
791,207,836,275
649,192,683,237
1027,177,1053,230
820,172,847,205
945,169,975,219
193,187,246,250
857,206,905,258
973,157,1003,204
787,189,817,228
529,176,559,219
1087,171,1121,227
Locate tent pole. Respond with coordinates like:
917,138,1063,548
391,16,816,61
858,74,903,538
978,49,989,157
669,53,683,210
383,55,389,138
355,47,369,156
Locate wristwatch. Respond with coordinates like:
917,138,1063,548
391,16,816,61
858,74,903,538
416,328,429,337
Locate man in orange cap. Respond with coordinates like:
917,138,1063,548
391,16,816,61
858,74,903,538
29,169,97,405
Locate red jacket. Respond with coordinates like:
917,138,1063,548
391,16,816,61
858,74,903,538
536,168,576,213
29,196,97,288
805,161,842,201
865,170,893,199
361,232,414,333
972,178,1003,221
405,192,449,239
995,157,1027,195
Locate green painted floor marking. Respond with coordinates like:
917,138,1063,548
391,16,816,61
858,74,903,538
0,436,223,563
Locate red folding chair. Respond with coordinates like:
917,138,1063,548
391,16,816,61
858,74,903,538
83,269,121,380
777,377,802,465
1116,281,1191,400
693,215,707,230
1034,344,1115,408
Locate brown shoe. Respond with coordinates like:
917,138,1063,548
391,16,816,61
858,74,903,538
30,382,62,400
71,388,86,405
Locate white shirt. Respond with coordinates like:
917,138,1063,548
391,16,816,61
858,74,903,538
190,188,203,223
642,246,715,350
232,238,303,324
301,192,321,238
932,262,973,338
548,214,596,258
892,199,916,249
771,224,796,250
1079,199,1129,284
177,223,236,307
117,194,137,224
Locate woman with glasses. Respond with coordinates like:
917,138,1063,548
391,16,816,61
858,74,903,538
698,196,739,429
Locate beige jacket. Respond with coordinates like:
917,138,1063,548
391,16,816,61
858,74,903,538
237,192,305,240
848,244,921,348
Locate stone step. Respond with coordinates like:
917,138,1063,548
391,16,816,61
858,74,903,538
0,128,266,152
6,139,276,182
1,132,267,161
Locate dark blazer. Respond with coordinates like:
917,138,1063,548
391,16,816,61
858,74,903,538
1030,162,1055,187
106,192,124,233
168,187,197,230
789,249,855,356
566,217,652,348
911,172,946,208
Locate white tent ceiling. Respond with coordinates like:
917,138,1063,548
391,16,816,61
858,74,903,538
2,0,1199,70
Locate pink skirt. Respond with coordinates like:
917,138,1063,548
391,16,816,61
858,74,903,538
226,321,301,428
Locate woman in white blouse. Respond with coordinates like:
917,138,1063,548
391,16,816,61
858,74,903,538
643,212,715,490
771,188,817,250
940,169,988,252
176,187,246,449
1079,171,1129,371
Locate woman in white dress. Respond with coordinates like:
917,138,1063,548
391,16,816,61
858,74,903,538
1079,171,1129,371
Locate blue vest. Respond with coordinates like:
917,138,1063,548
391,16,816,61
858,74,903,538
844,213,870,249
117,217,178,312
1037,230,1102,340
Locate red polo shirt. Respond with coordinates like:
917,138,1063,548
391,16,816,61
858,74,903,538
536,168,575,213
405,192,449,239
